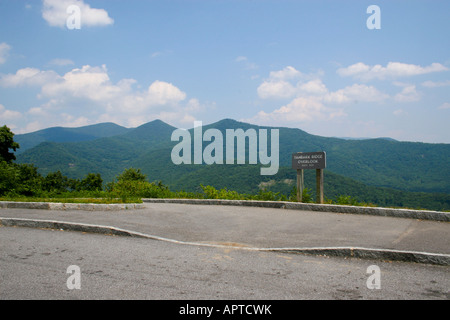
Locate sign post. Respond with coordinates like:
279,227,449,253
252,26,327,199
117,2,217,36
316,168,324,204
292,151,326,204
296,169,304,202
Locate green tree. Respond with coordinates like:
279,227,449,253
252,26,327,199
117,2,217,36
42,170,69,193
116,168,147,182
16,163,43,196
0,125,20,163
80,173,103,191
0,161,17,195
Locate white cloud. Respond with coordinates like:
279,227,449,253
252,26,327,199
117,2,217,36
257,80,297,99
249,66,396,126
60,114,91,127
0,104,21,120
0,67,60,87
394,85,421,102
257,67,389,104
336,62,370,78
48,58,75,66
324,84,389,104
3,63,205,130
42,0,114,28
37,65,189,116
235,56,247,62
40,65,122,101
393,109,406,116
235,55,258,70
438,102,450,110
297,79,328,95
150,50,173,59
151,52,163,58
147,80,186,106
22,121,44,133
256,66,304,99
422,80,450,88
269,66,302,80
0,42,11,64
245,96,345,126
337,62,448,81
27,106,48,116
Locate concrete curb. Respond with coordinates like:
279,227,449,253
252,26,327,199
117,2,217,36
2,217,449,266
269,247,450,266
0,201,145,211
142,198,450,222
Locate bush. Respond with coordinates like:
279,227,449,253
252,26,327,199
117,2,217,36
108,180,172,201
16,163,43,196
0,161,17,195
200,185,246,200
254,189,287,201
80,173,103,191
200,185,290,202
288,186,313,203
42,171,69,193
116,168,147,182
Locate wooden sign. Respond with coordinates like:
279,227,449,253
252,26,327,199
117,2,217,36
292,152,326,204
292,151,326,170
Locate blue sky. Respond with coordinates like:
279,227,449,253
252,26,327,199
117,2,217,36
0,0,449,143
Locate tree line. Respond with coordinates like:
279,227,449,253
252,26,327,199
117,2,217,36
2,125,449,211
0,125,138,198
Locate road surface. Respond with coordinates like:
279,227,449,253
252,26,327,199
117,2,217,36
1,226,449,300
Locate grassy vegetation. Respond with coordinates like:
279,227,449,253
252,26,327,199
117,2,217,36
16,119,450,194
1,159,448,211
1,124,447,210
8,120,449,211
0,195,142,204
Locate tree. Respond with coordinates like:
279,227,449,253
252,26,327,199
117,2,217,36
116,168,147,182
0,161,17,195
42,170,69,193
0,125,20,163
16,163,43,196
80,173,103,191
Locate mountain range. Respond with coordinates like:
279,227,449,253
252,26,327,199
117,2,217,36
14,119,450,210
15,122,131,153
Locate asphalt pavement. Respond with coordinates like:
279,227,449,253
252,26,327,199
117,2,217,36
2,226,449,300
1,202,449,265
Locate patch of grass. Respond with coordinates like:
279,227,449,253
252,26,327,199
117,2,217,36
0,196,142,204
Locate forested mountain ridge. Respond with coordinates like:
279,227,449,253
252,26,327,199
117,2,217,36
16,119,450,198
15,122,130,153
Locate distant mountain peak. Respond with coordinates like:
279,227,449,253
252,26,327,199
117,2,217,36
205,118,256,130
133,119,175,131
14,122,130,153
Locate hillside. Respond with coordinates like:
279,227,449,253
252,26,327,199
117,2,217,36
15,122,130,153
15,118,450,210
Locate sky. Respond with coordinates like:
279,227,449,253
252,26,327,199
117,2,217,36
0,0,449,143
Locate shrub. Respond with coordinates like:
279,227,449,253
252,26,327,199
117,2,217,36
200,185,246,200
254,189,287,201
288,186,313,203
0,161,17,196
116,168,147,182
80,173,103,191
108,180,172,201
336,195,360,206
